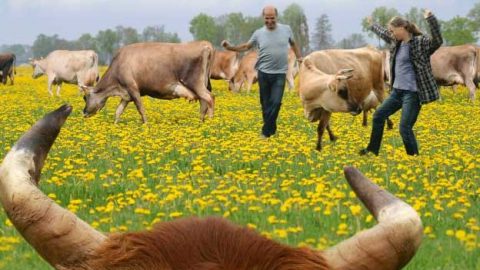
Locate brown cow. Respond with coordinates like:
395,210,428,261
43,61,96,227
298,46,386,151
432,45,478,100
385,45,478,100
210,50,240,81
0,104,423,270
229,49,298,92
0,53,16,85
81,41,215,123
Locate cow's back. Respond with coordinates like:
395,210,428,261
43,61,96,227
100,41,214,95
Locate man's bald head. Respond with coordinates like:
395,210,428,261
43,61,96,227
262,5,278,16
262,5,278,30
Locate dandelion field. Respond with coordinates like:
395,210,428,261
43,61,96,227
0,67,479,269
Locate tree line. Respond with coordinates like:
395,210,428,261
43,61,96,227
2,2,480,64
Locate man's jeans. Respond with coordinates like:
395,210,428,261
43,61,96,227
257,71,286,137
367,88,422,155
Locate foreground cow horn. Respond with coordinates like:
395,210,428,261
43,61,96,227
324,167,423,269
0,105,106,268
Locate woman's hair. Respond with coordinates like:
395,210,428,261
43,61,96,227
388,16,423,36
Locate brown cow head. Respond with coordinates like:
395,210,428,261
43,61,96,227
80,85,107,118
329,68,363,115
0,105,423,269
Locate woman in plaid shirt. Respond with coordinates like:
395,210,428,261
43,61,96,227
360,9,443,156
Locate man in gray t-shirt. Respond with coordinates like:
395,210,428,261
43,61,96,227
222,5,303,138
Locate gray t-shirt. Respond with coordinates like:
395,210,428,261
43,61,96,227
248,24,294,74
393,42,418,91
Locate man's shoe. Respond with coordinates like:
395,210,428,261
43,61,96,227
359,148,375,156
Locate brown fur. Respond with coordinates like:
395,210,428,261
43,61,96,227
89,217,329,270
211,50,240,81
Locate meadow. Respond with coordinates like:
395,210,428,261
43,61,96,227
0,66,478,269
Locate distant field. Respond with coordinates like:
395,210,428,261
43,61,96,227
0,67,478,269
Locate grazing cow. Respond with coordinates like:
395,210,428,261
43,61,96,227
0,104,423,270
229,49,298,92
210,50,240,81
31,50,99,96
298,46,386,151
0,53,16,85
384,45,478,100
82,41,215,123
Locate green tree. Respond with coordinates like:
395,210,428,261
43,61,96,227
75,33,97,51
311,14,334,50
189,13,221,45
442,16,477,46
281,3,310,54
142,25,181,43
96,29,119,64
405,7,428,33
337,33,367,49
468,2,480,38
0,44,32,64
116,26,139,46
362,7,400,47
32,34,73,57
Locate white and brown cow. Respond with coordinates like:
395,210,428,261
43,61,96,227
82,41,215,123
210,50,240,81
31,50,99,96
229,49,298,92
298,46,386,151
0,104,423,270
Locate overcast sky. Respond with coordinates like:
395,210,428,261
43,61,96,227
0,0,476,46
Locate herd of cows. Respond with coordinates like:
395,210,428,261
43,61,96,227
0,41,479,149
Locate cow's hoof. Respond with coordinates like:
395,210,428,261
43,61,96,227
315,145,322,151
330,136,338,142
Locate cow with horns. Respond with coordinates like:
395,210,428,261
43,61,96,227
0,105,423,269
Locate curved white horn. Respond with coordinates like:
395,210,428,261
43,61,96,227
324,167,423,270
0,105,106,268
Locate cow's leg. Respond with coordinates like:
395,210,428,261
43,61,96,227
466,79,476,101
56,83,62,96
9,70,14,85
114,100,129,124
362,110,368,126
196,90,214,121
286,73,295,91
130,92,147,123
316,111,331,151
326,123,337,141
47,79,54,96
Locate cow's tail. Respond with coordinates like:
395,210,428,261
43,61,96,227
91,52,100,85
474,48,479,88
13,54,16,75
303,57,324,75
203,43,214,92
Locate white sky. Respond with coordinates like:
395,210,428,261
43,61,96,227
0,0,476,45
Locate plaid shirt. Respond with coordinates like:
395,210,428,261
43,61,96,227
370,15,443,104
